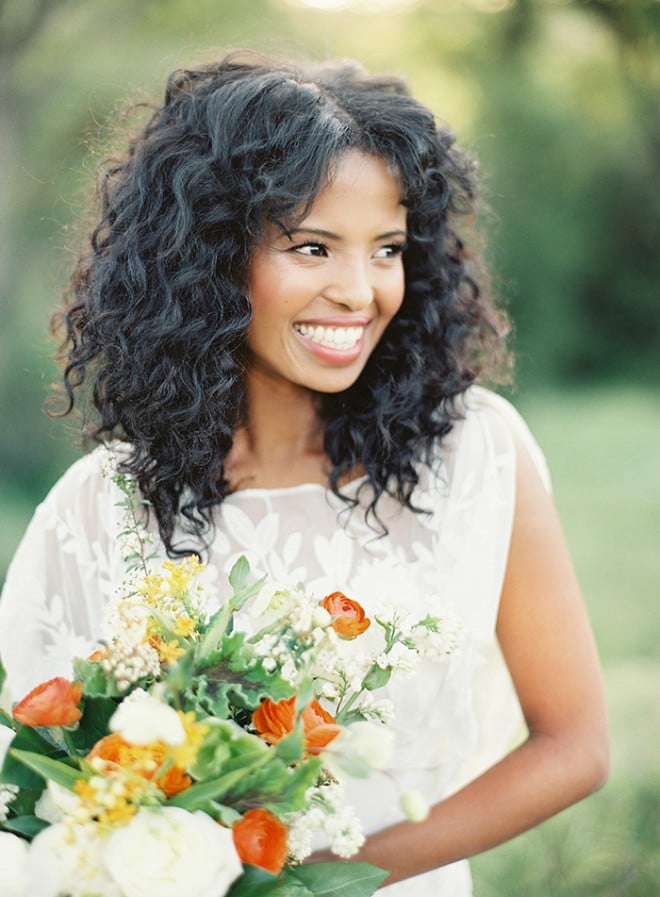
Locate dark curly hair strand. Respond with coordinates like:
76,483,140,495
51,50,510,554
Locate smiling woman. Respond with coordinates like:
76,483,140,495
0,49,608,897
246,152,406,395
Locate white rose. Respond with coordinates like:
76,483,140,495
103,807,243,897
109,689,185,745
0,831,28,897
27,822,119,897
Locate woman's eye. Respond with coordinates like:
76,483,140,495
374,243,406,260
293,242,327,257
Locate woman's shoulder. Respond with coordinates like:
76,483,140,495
452,386,552,493
35,443,129,529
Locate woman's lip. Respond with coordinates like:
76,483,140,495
293,317,371,327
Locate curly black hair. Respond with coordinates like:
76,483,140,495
51,49,509,554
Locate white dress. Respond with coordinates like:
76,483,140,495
0,387,550,896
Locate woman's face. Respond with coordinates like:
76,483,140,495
246,150,407,395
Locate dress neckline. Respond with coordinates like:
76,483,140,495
226,472,369,500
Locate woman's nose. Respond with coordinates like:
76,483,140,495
324,258,373,309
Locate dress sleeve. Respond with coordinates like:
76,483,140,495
0,451,124,702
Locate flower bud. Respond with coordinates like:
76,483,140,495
311,606,332,628
400,789,429,822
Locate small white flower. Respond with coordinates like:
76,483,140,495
320,681,339,699
261,656,277,673
286,781,365,861
109,689,185,746
100,448,120,479
0,831,29,897
103,807,243,897
326,803,365,858
400,789,430,822
411,615,464,659
352,692,395,724
384,642,417,676
0,783,18,822
280,658,297,684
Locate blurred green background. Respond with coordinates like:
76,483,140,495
1,0,658,893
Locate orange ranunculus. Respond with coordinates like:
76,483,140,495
232,807,288,875
12,677,83,727
252,696,297,746
321,591,371,639
87,647,109,662
301,699,342,755
252,697,341,756
87,733,191,797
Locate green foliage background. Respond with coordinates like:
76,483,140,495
0,1,658,893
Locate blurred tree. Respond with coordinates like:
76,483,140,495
456,0,660,382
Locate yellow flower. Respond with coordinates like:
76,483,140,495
170,711,209,768
172,615,198,638
150,637,186,666
137,556,203,603
73,770,148,829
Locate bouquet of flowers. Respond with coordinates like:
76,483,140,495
0,457,462,897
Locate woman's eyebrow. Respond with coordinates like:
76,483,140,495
286,227,407,241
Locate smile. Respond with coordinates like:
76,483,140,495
293,323,365,350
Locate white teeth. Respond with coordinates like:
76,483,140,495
294,323,364,350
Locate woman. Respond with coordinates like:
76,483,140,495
0,51,609,894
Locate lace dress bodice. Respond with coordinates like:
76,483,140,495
0,387,550,895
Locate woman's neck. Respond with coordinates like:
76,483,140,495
225,371,328,490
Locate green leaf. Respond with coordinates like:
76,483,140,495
198,566,267,661
10,750,83,791
6,786,40,818
72,658,123,698
168,748,271,809
362,665,391,691
296,678,315,710
228,555,250,592
187,635,293,719
0,657,6,699
188,719,268,781
168,769,243,808
290,862,389,896
1,727,61,790
2,815,49,838
70,696,118,754
227,866,311,897
260,756,323,815
212,802,242,827
274,727,305,765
